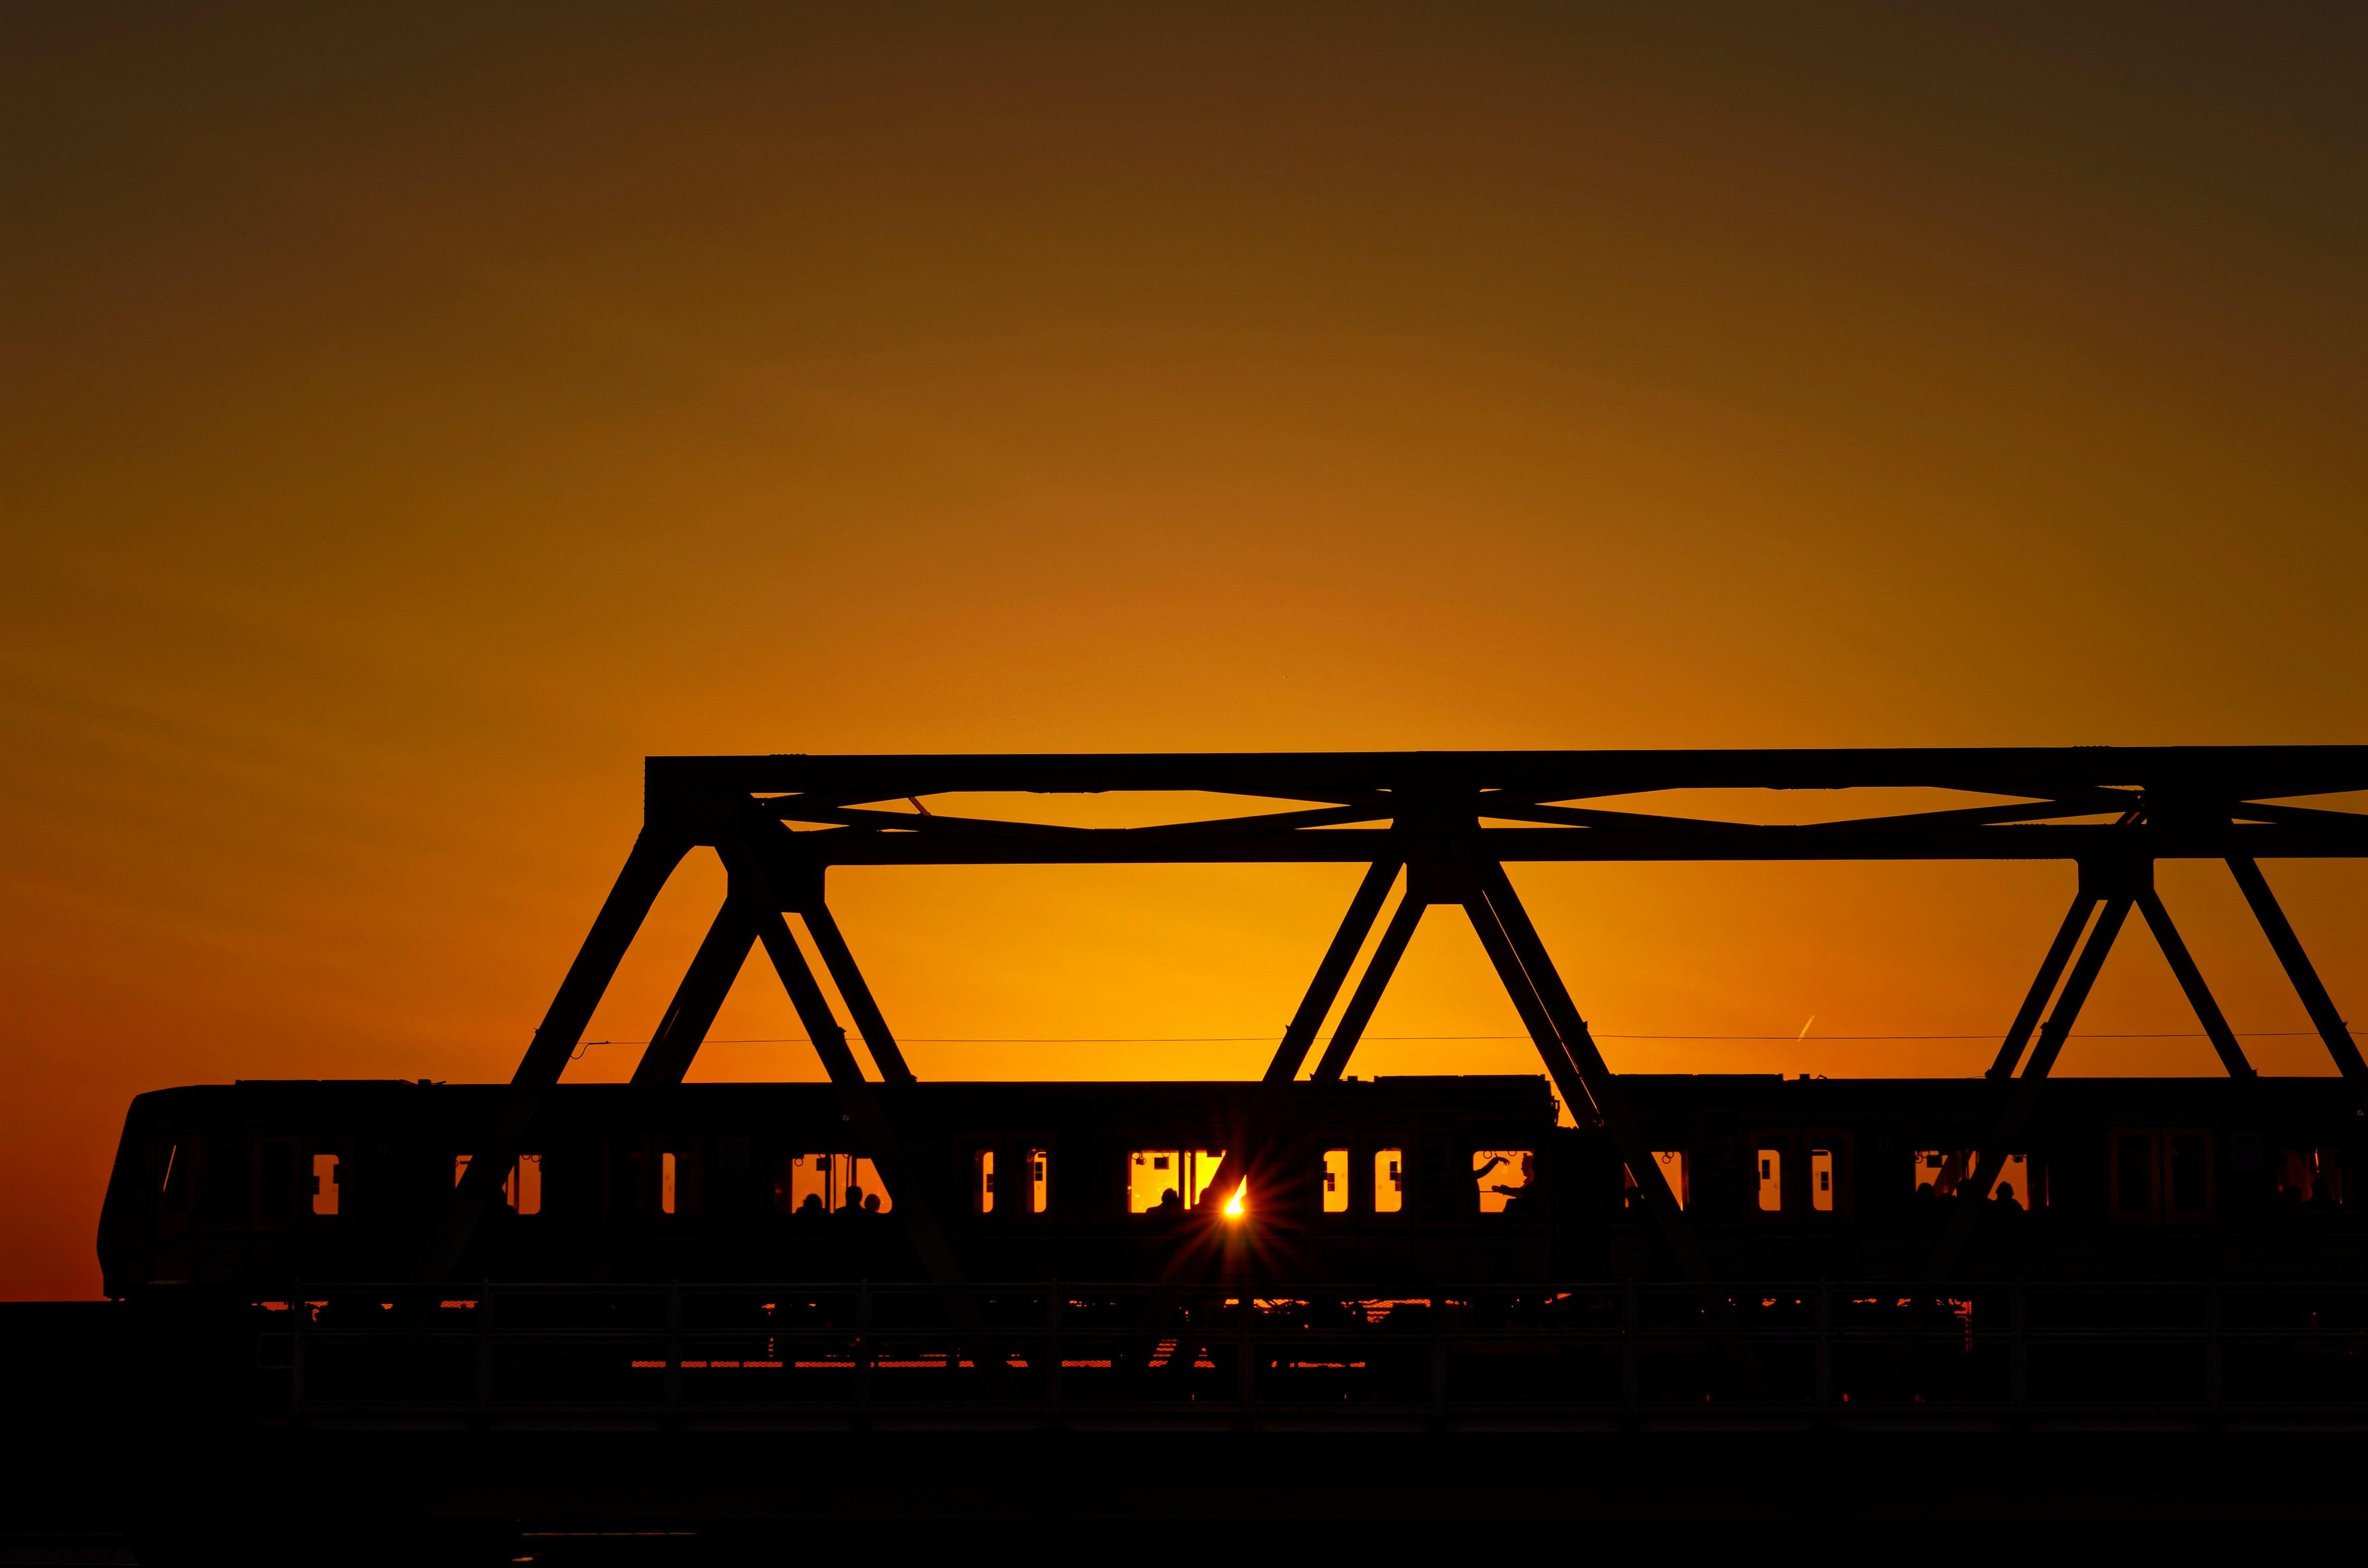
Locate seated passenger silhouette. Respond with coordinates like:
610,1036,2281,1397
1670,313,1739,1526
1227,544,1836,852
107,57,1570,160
1481,1153,1536,1215
863,1192,884,1214
1912,1180,1938,1214
1991,1181,2023,1212
2307,1178,2340,1209
796,1193,824,1217
1153,1187,1182,1216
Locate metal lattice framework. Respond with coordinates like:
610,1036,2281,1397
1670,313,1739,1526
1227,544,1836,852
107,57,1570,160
417,747,2368,1344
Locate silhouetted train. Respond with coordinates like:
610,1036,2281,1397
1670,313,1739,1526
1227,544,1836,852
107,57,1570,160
96,1073,2367,1297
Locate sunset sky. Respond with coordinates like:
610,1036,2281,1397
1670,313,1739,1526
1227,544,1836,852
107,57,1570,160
4,4,2363,1297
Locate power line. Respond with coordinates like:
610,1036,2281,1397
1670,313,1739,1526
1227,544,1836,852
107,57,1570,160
571,1029,2330,1048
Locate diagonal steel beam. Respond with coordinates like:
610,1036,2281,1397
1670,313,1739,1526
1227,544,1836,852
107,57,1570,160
1134,860,1402,1268
712,808,985,1339
2137,888,2254,1079
1985,892,2098,1080
1263,860,1404,1084
1307,887,1426,1082
2226,856,2368,1113
1926,891,2134,1289
1462,856,1772,1398
1115,860,1404,1387
629,891,757,1088
413,827,690,1282
800,899,917,1086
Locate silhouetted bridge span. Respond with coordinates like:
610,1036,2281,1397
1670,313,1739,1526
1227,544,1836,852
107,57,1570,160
61,747,2368,1552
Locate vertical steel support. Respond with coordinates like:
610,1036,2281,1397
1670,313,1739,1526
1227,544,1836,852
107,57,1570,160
2227,857,2368,1112
1986,893,2097,1080
800,900,917,1086
1308,887,1425,1082
2136,889,2255,1078
629,892,758,1087
412,827,690,1282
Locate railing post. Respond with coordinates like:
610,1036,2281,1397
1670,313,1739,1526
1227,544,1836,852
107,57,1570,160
2206,1280,2224,1412
1046,1283,1063,1417
1622,1279,1638,1412
1238,1294,1255,1418
1816,1280,1832,1408
477,1281,493,1416
1430,1291,1448,1424
665,1280,681,1410
856,1278,872,1421
2011,1282,2028,1409
289,1287,304,1417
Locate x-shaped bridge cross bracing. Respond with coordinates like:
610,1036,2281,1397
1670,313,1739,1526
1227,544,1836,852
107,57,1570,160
418,747,2368,1381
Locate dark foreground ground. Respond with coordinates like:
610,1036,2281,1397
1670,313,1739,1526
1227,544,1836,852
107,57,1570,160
9,1301,2368,1562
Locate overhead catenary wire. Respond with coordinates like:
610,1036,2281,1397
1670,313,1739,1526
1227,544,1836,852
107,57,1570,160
569,1029,2332,1049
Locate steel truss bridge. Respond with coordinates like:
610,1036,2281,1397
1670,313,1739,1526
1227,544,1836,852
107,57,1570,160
420,747,2368,1337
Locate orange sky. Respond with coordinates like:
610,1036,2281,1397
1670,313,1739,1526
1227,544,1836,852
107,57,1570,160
3,4,2363,1297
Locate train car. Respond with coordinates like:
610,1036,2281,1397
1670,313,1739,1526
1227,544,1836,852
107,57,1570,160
94,1075,1562,1296
95,1072,2368,1300
1617,1073,2368,1282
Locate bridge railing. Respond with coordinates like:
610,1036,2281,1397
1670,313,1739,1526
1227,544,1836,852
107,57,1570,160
238,1279,2368,1428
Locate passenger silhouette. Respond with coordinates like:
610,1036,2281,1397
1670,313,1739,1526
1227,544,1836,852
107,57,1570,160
1992,1181,2023,1212
796,1193,824,1217
863,1192,883,1214
2307,1177,2339,1210
1912,1180,1938,1215
1153,1187,1182,1215
840,1184,864,1213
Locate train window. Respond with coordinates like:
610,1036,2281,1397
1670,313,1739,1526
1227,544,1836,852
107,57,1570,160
776,1153,828,1214
1475,1151,1535,1214
975,1150,996,1213
2111,1130,2158,1222
850,1158,891,1213
774,1154,890,1214
257,1139,297,1222
311,1152,341,1216
158,1143,189,1214
1027,1149,1049,1214
1810,1148,1834,1212
661,1152,678,1215
1129,1150,1227,1213
1321,1149,1350,1214
505,1154,541,1216
1624,1151,1688,1209
2274,1148,2343,1208
1756,1149,1783,1212
605,1140,649,1219
1913,1149,2033,1206
1373,1149,1404,1213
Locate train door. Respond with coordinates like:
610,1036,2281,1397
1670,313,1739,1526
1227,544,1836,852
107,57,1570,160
2109,1128,2159,1224
2110,1127,2214,1226
253,1137,301,1231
